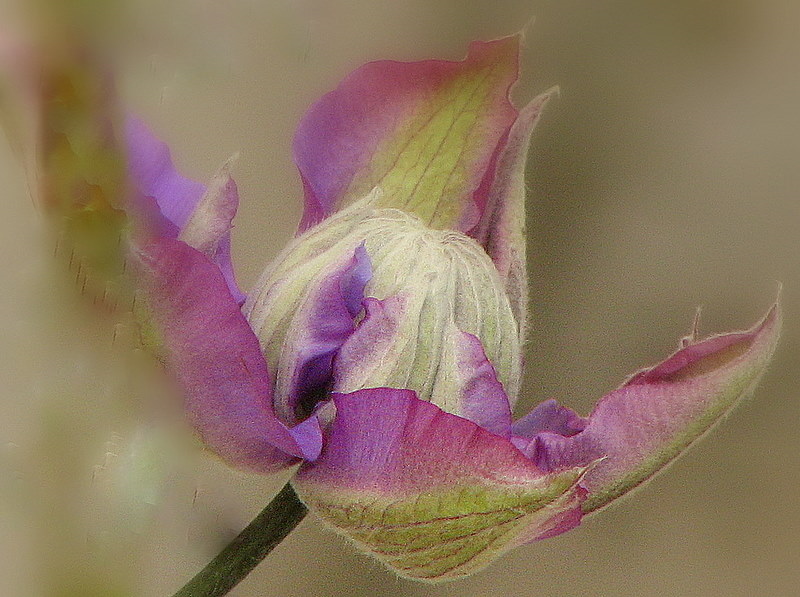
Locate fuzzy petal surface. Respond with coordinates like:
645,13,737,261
528,304,781,513
133,235,321,473
294,37,520,234
294,388,589,581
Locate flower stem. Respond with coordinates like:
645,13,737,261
172,482,307,597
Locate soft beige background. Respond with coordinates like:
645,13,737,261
1,1,798,596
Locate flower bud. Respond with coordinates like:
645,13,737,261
245,198,522,422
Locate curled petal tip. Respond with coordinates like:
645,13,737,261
126,116,244,302
545,84,561,99
179,159,240,256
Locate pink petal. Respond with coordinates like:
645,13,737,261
132,235,321,473
293,388,589,580
528,303,781,513
294,37,520,235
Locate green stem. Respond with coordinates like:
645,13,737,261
172,482,307,597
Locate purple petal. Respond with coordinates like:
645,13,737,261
297,388,545,492
125,116,244,303
125,117,205,230
333,297,513,435
293,388,589,580
331,295,407,394
452,331,513,437
132,235,322,472
272,246,372,423
341,243,372,318
531,304,781,513
512,398,587,440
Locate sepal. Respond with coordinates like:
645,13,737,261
294,389,590,581
294,37,521,235
132,235,322,473
521,303,781,513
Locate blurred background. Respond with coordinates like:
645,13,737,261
1,0,798,595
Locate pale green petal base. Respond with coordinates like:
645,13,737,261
295,467,586,581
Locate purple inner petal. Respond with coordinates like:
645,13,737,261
512,398,587,439
453,332,513,437
281,246,372,420
341,243,372,318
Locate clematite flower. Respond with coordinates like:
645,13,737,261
130,37,780,581
4,27,780,583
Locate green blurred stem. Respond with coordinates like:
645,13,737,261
172,482,307,597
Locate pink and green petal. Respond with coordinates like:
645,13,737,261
474,90,556,337
132,235,322,473
294,37,520,234
293,388,589,581
125,117,244,303
528,303,781,513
